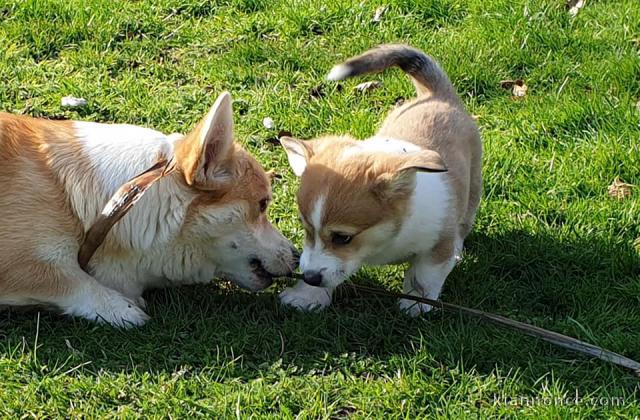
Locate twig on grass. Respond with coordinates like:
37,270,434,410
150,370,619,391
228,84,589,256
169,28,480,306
284,273,640,376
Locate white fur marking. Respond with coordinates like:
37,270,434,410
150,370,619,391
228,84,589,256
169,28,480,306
310,195,325,234
300,195,342,274
327,64,351,81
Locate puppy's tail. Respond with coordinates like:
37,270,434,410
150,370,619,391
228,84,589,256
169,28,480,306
327,44,454,98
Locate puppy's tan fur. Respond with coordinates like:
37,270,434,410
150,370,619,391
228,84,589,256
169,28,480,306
280,45,481,314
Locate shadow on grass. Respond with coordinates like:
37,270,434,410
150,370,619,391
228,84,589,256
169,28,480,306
1,229,638,390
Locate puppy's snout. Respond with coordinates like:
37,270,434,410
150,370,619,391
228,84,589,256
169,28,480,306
303,270,323,287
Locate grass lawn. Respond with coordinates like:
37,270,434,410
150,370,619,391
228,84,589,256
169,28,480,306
1,0,639,416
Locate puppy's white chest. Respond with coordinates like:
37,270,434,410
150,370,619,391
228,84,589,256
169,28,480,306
367,172,451,265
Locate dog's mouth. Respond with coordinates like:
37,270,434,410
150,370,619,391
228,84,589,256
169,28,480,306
249,258,277,287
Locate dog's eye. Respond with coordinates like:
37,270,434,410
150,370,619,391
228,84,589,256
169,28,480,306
331,232,353,246
259,198,269,213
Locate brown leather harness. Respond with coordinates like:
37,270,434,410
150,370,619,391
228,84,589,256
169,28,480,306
77,158,176,272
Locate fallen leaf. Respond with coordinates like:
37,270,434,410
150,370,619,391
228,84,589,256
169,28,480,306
608,177,633,200
500,79,528,98
512,83,528,97
355,80,381,92
61,95,87,108
372,6,387,23
567,0,585,17
262,117,275,130
394,96,405,107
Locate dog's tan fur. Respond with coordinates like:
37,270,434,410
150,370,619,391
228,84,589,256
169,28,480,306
280,45,482,314
0,92,297,326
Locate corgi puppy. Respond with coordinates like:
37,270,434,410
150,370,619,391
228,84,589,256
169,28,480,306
280,45,482,315
0,92,298,327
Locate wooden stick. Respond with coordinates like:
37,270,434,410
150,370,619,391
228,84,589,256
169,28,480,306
287,273,640,376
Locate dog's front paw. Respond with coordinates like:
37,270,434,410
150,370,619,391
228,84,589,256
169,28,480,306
67,290,150,328
398,298,433,317
94,294,150,328
279,282,332,311
134,296,147,310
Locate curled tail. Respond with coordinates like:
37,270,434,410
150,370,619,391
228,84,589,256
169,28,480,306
327,44,454,98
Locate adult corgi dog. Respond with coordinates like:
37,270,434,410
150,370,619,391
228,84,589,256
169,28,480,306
280,45,482,315
0,92,298,326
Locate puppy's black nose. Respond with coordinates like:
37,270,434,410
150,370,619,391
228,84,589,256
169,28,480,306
303,271,323,287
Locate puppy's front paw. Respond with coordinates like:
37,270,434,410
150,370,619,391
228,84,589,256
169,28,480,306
279,283,332,311
398,298,433,317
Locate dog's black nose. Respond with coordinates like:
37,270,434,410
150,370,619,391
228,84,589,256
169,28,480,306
303,271,323,287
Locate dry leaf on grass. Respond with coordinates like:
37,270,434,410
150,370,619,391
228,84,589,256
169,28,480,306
500,79,528,98
355,80,381,92
567,0,585,17
608,177,633,199
372,6,387,23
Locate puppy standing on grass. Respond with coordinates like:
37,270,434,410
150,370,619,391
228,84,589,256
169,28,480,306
279,45,482,315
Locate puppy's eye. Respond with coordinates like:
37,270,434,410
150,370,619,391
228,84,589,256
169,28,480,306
259,198,269,213
331,232,353,246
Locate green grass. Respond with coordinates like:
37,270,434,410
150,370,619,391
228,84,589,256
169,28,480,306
1,0,639,416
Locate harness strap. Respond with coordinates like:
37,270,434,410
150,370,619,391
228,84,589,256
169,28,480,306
78,158,176,272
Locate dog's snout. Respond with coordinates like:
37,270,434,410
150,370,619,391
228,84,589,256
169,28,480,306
291,247,301,267
303,270,323,287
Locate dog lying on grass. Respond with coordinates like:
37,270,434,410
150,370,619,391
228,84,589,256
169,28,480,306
0,92,298,327
280,44,482,315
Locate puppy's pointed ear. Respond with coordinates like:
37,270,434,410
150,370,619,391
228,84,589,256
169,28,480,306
397,149,447,174
280,136,314,177
175,91,235,188
373,150,447,198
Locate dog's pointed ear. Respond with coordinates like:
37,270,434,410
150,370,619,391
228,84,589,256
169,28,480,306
280,136,314,177
175,91,235,188
373,150,447,198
